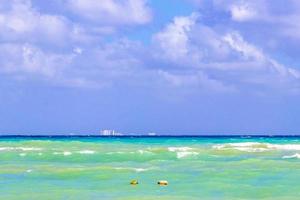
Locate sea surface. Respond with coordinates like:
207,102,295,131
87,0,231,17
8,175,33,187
0,136,300,200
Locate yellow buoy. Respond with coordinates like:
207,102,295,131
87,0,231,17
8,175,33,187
130,180,138,185
157,180,168,186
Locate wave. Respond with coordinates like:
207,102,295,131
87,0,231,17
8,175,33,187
213,142,300,152
53,151,72,156
0,147,42,151
78,150,95,154
177,151,199,159
167,146,198,158
168,147,193,152
282,153,300,159
114,167,151,172
106,151,126,155
18,147,42,151
106,150,152,155
137,150,153,154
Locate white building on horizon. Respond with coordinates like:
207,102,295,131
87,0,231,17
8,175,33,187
100,130,123,136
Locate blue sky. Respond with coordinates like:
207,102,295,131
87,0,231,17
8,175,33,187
0,0,300,135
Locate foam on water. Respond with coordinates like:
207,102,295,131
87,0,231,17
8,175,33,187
106,150,152,155
137,150,152,154
114,167,151,172
213,142,300,152
78,150,95,154
168,147,193,152
282,153,300,159
0,147,42,151
167,146,199,158
63,151,72,156
176,151,199,159
53,151,72,156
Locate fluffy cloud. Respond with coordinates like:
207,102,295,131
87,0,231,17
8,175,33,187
153,13,200,63
0,0,72,46
0,0,151,88
67,0,152,25
152,13,300,93
0,0,88,87
212,0,300,40
229,3,258,22
0,0,300,94
0,43,95,87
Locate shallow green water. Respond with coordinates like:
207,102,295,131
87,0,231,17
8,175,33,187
1,137,300,199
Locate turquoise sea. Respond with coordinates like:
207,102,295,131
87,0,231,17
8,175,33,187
1,136,300,200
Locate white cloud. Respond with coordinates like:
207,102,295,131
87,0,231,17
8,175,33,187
211,0,269,22
212,0,300,40
230,3,257,22
157,70,234,92
67,0,152,25
223,32,300,78
223,32,265,61
0,0,72,45
0,43,101,88
0,0,299,94
152,13,300,93
73,47,83,54
0,43,69,77
153,13,201,65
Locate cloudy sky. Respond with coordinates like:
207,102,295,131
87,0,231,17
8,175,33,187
0,0,300,135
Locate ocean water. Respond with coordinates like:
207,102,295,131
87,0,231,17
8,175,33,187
0,136,300,200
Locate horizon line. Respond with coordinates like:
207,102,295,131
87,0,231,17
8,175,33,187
0,134,300,138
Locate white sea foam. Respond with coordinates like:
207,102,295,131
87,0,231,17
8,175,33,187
106,150,151,155
0,147,42,151
107,152,126,155
137,150,153,154
114,167,151,172
17,147,42,151
19,153,26,157
272,144,300,151
63,152,72,156
138,150,145,154
106,151,126,155
167,146,198,158
0,147,13,151
213,143,267,152
177,151,199,159
79,150,95,154
53,151,72,156
213,142,300,152
168,147,193,152
134,168,150,172
26,169,32,173
282,153,300,159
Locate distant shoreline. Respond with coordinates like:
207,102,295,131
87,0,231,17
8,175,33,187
0,135,300,138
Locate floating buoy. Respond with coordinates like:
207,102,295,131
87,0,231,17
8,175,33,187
130,180,138,185
157,180,168,186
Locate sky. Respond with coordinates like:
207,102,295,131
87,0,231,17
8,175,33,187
0,0,300,135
